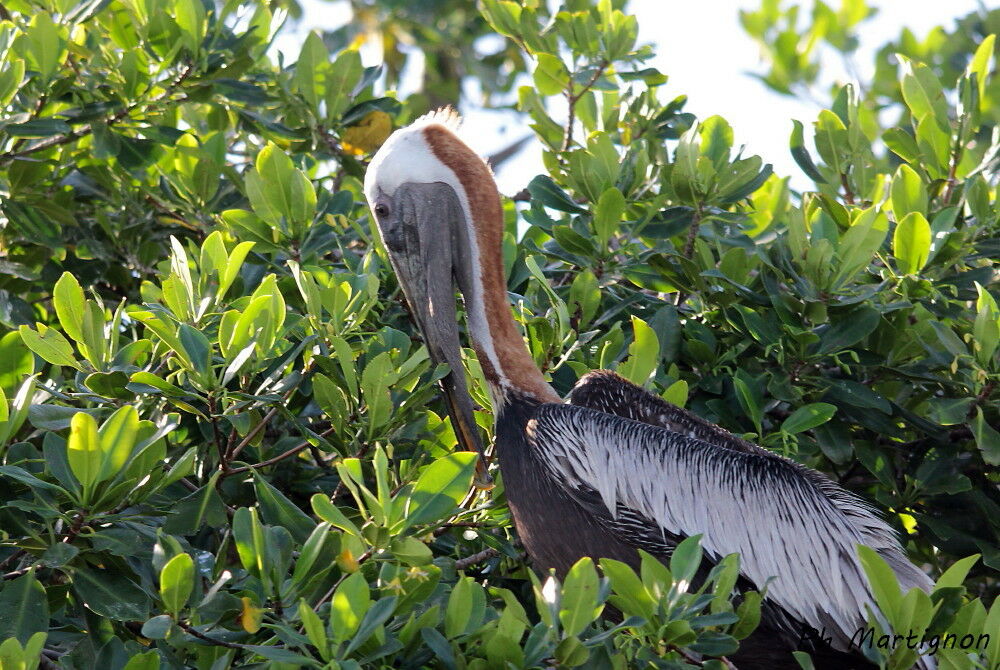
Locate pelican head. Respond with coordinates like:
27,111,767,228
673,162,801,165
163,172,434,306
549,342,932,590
363,110,500,483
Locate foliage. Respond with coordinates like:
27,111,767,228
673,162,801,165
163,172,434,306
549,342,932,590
0,0,997,668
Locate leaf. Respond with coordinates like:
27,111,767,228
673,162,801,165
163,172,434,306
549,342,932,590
252,470,316,544
310,494,362,537
0,571,48,644
899,57,949,127
528,175,586,213
404,451,478,528
617,316,659,385
935,554,979,590
72,566,152,621
330,571,370,643
389,536,433,566
857,545,901,624
790,120,826,183
177,324,212,380
294,31,327,107
53,272,86,344
0,59,25,108
817,306,880,354
593,187,625,248
560,557,602,636
123,650,162,670
889,165,927,218
18,325,81,370
326,48,363,119
893,212,931,274
344,596,397,655
159,553,194,616
67,411,101,495
97,405,139,483
781,403,836,434
670,534,703,587
971,408,1000,466
533,53,568,96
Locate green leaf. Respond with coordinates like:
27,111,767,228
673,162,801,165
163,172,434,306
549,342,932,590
67,411,101,495
326,48,363,120
890,164,927,218
893,212,931,274
18,325,82,370
177,324,212,380
97,405,139,483
159,553,194,616
72,566,152,621
857,545,902,624
617,316,659,385
534,53,569,96
899,57,949,127
733,374,762,435
560,557,602,636
389,536,433,566
22,13,66,82
123,650,162,670
404,452,478,528
670,534,703,586
0,571,48,644
817,306,880,353
593,187,625,248
781,403,836,434
699,115,732,170
330,571,370,644
445,576,485,638
971,408,1000,466
252,470,316,544
528,175,586,213
0,59,25,108
790,120,826,183
935,554,979,590
53,272,86,344
311,493,362,537
344,596,397,655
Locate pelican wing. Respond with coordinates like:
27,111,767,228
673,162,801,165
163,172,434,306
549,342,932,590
526,402,932,650
567,370,767,455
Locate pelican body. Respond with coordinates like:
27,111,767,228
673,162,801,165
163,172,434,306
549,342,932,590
363,111,933,669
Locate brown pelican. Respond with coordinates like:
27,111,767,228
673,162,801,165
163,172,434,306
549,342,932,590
363,110,933,669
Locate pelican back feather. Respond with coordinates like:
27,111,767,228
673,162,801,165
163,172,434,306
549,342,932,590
525,402,933,657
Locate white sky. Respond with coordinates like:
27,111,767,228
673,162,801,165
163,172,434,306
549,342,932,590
276,0,985,194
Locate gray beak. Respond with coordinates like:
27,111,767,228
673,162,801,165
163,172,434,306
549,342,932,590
370,182,492,488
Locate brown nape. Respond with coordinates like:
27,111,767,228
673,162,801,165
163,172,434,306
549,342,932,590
421,124,560,404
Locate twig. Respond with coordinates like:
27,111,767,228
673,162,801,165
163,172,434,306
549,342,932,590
226,405,281,462
312,549,373,612
0,61,195,164
0,549,26,572
682,205,703,259
560,60,609,153
455,547,500,570
208,397,229,473
840,172,856,205
967,381,996,419
177,621,248,650
225,426,337,476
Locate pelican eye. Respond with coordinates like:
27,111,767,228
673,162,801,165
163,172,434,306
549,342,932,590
374,203,390,217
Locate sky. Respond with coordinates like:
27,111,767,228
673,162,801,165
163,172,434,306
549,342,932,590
274,0,985,194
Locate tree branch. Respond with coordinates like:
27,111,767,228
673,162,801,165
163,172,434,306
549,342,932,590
454,548,500,570
560,60,609,153
225,426,337,476
0,61,195,164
